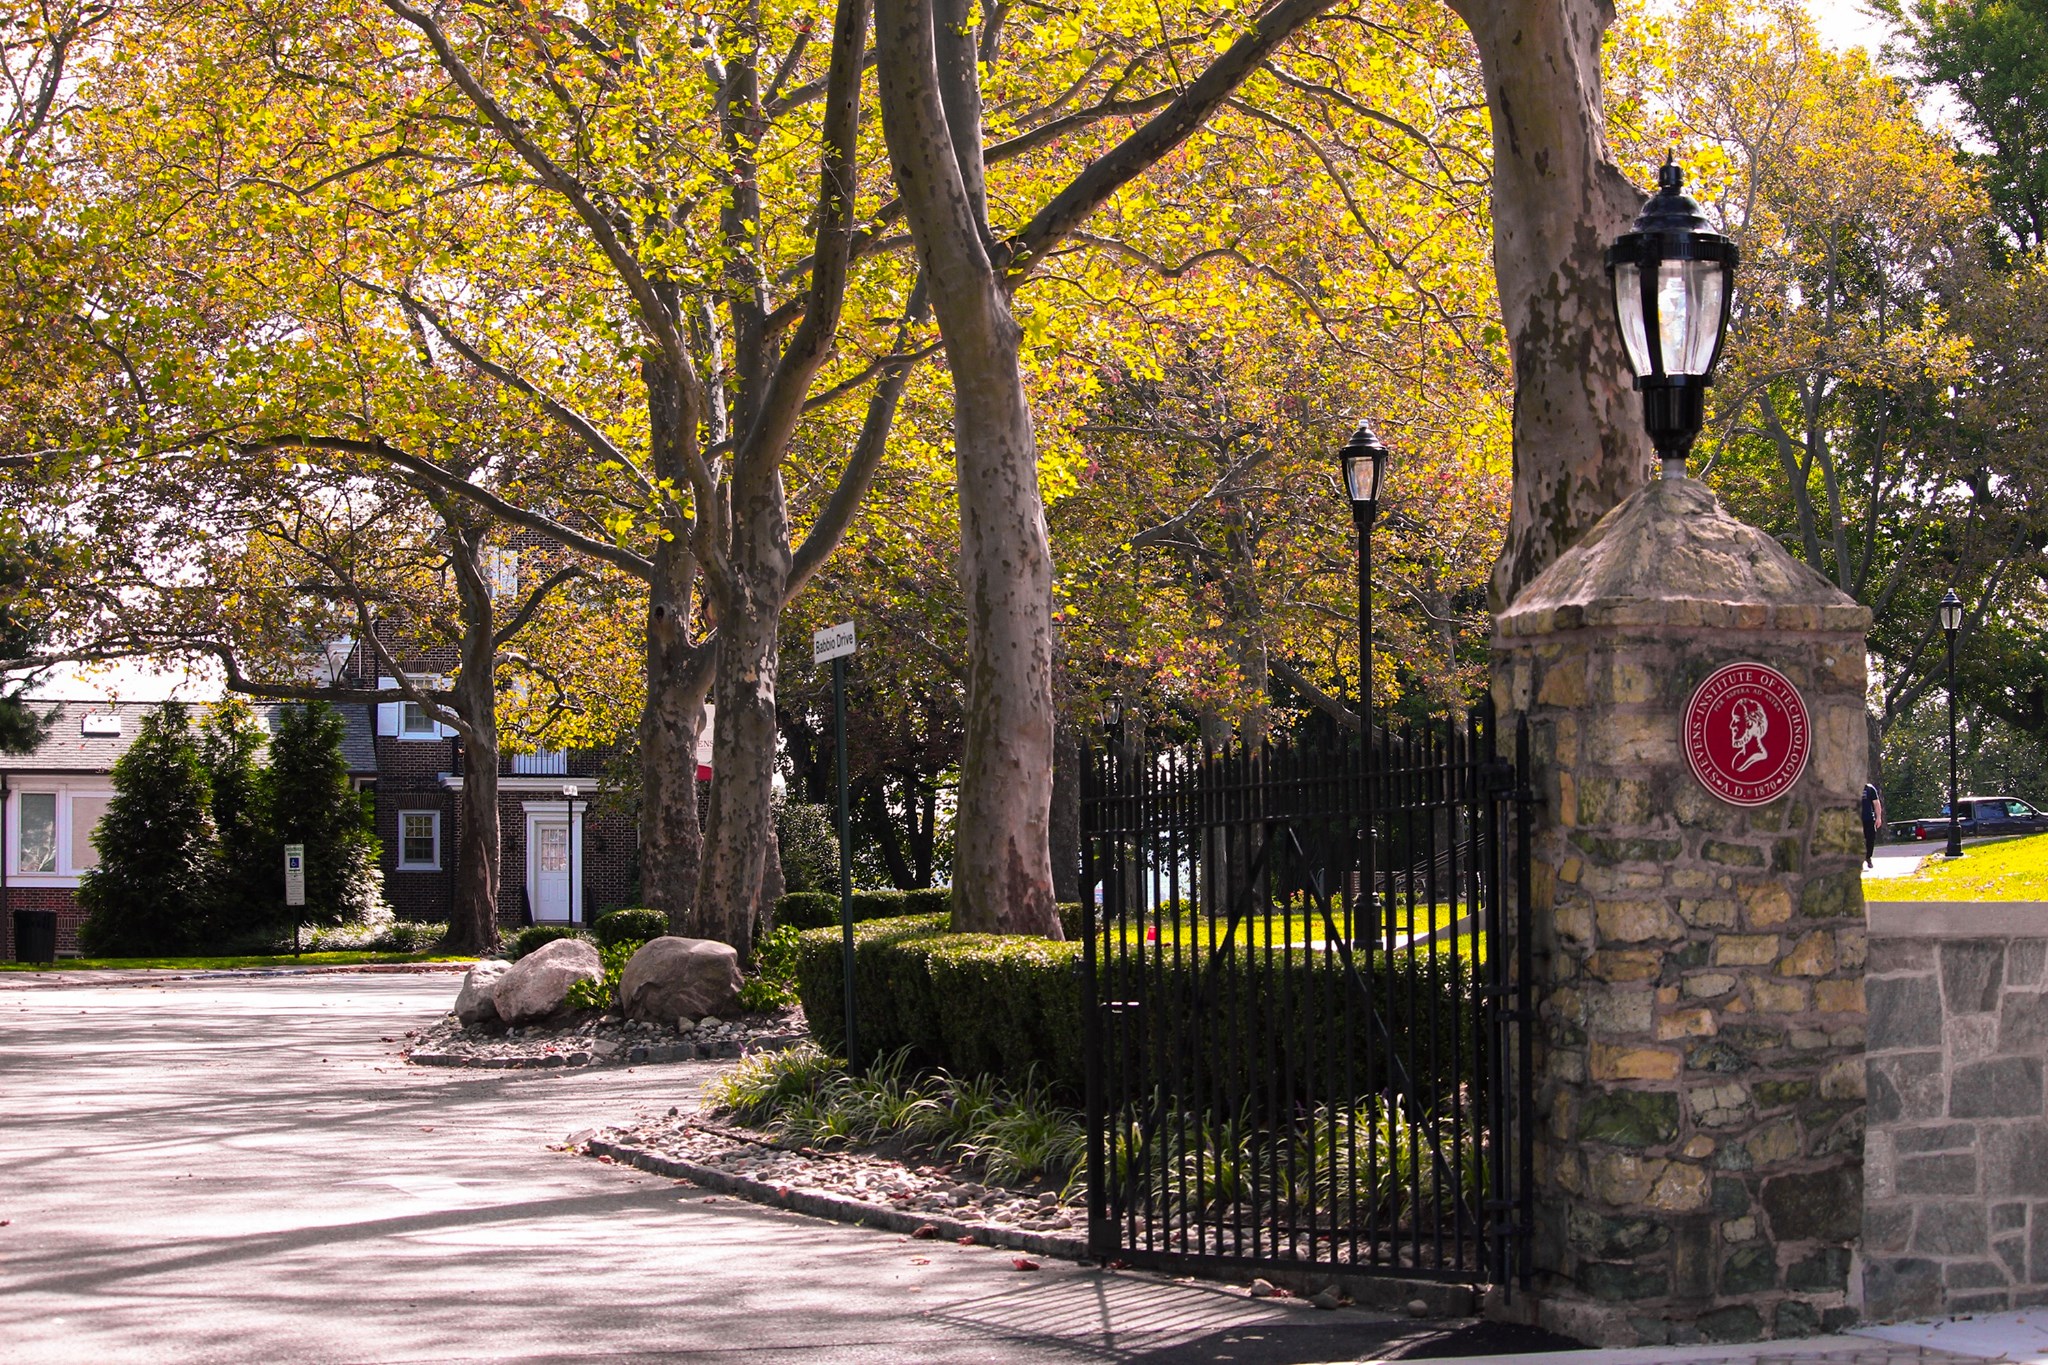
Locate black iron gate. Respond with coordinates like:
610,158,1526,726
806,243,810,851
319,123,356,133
1079,702,1534,1286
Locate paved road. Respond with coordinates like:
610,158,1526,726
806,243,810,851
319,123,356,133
0,971,1501,1364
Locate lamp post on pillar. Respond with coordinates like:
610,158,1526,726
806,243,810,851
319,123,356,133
1940,588,1965,860
1605,161,1740,479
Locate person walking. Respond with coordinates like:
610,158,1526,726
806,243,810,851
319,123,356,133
1861,782,1885,868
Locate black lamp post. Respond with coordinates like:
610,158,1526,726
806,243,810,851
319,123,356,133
1605,162,1741,479
1338,421,1389,946
1338,420,1390,719
1939,590,1965,860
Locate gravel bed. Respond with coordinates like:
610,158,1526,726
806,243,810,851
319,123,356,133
403,1008,806,1069
584,1110,1084,1237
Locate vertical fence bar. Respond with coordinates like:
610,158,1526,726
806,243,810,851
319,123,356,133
1515,712,1536,1287
1083,737,1106,1259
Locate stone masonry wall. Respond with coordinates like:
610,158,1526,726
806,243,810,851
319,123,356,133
1864,906,2048,1319
1492,478,1871,1347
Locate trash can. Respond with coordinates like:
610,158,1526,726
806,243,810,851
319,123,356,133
12,908,57,964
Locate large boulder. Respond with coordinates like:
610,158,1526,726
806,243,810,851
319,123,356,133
454,960,511,1026
490,937,601,1025
620,936,743,1024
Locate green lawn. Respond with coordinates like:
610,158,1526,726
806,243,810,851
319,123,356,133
0,950,476,972
1865,831,2048,901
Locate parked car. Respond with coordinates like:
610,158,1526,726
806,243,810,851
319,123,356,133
1903,795,2048,842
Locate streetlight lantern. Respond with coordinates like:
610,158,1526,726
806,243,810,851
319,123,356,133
1338,421,1389,526
1938,591,1965,859
1605,161,1740,479
1938,589,1964,634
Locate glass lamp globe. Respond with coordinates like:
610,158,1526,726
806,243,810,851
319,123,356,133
1605,162,1740,475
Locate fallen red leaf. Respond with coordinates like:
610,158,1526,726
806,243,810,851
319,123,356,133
1012,1258,1040,1271
956,1236,976,1245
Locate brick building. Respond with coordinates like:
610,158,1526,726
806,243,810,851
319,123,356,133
333,626,646,932
1,700,374,958
2,689,644,959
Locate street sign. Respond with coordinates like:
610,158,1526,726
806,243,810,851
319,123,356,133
813,620,857,664
284,844,306,907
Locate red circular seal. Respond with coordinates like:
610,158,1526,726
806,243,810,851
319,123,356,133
1684,662,1812,807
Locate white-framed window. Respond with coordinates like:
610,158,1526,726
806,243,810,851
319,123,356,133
485,548,520,601
8,786,115,882
377,675,452,741
17,791,56,873
397,810,441,870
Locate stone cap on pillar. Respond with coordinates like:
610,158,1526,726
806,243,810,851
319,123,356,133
1496,478,1871,638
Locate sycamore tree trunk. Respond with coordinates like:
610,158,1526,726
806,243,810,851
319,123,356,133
1444,0,1650,606
696,549,788,955
642,534,714,932
876,0,1059,937
443,531,503,954
450,670,502,953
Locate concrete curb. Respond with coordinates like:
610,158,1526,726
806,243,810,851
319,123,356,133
581,1134,1478,1317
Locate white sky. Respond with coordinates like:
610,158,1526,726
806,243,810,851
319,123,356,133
1805,0,1893,53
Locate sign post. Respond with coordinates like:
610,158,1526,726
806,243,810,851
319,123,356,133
813,620,858,1069
284,843,306,957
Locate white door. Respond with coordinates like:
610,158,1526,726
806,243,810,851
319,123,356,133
533,821,572,922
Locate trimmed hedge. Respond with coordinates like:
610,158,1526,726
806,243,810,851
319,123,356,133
511,924,586,960
775,891,838,930
593,907,667,950
794,915,1084,1089
794,914,1477,1100
776,886,955,930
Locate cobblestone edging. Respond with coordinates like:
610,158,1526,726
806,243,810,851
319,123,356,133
579,1133,1481,1317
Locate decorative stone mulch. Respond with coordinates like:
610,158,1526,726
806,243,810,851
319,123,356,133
574,1116,1479,1315
403,1007,806,1070
574,1111,1089,1260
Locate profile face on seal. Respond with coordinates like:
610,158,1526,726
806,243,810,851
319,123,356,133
1685,663,1811,807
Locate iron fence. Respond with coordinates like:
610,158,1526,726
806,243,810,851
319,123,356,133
1079,702,1533,1287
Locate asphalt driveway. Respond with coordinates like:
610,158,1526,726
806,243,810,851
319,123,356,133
0,970,1510,1364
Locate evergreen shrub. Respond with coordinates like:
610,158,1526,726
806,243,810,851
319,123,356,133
775,891,837,929
793,915,1477,1097
77,703,217,956
593,907,667,950
264,701,382,926
511,924,586,959
776,800,839,893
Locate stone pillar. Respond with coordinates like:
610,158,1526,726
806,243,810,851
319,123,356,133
1492,478,1871,1346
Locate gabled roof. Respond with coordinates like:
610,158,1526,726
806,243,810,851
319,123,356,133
0,699,378,777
